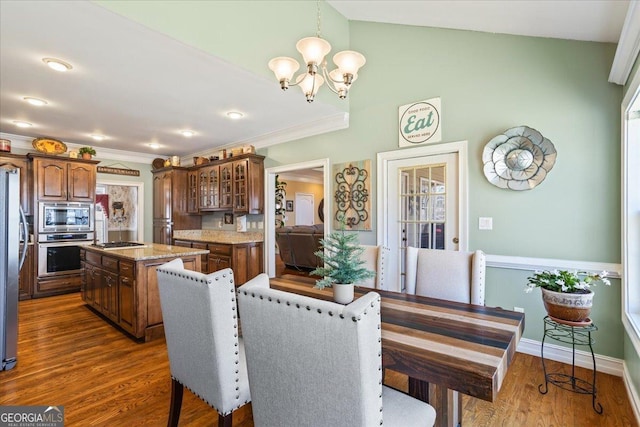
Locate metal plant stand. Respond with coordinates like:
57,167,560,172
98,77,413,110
538,316,602,414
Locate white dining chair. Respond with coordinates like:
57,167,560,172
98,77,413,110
358,244,390,289
404,247,486,425
405,247,485,305
156,258,251,427
237,273,436,427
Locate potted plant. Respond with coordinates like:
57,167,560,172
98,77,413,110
310,225,375,304
78,146,96,159
525,269,610,323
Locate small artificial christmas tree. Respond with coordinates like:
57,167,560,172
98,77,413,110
310,225,375,289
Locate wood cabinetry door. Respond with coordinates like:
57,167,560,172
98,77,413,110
67,163,96,201
219,164,233,209
36,159,67,200
233,159,248,212
118,262,135,333
153,172,172,220
187,170,199,213
18,244,34,300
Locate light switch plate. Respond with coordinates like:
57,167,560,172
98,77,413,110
479,217,493,230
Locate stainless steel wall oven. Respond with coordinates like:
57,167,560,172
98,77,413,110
37,232,94,277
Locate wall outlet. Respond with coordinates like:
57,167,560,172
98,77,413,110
513,306,525,313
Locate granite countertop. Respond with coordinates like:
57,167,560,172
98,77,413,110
173,230,264,244
83,242,209,261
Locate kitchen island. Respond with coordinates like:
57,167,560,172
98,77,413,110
80,243,209,342
173,230,264,285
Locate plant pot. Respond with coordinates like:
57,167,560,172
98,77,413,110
541,287,593,322
333,284,354,304
81,153,92,160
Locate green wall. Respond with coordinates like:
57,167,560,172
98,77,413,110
262,21,624,356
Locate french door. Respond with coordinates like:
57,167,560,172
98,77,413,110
377,142,467,292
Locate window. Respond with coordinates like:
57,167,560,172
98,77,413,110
623,66,640,353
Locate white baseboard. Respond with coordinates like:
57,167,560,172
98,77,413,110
623,363,640,424
516,337,622,376
517,338,640,425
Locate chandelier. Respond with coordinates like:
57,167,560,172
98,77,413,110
268,1,366,103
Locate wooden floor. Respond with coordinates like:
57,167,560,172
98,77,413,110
1,292,637,426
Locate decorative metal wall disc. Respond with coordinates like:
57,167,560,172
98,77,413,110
482,126,557,190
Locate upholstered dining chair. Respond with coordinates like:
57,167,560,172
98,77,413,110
358,245,390,289
404,247,486,424
405,247,486,305
237,273,436,427
156,258,250,427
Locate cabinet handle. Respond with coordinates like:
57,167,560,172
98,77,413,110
121,277,130,284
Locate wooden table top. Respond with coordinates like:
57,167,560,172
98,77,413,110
270,275,525,403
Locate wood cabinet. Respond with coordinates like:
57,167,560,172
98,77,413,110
232,156,264,214
198,165,220,211
81,246,202,341
187,170,199,214
0,153,32,215
185,154,263,214
152,167,201,244
30,154,98,202
172,238,263,285
18,244,34,300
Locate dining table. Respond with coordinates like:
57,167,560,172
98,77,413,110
270,275,525,427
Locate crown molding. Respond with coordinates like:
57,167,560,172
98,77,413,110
0,132,159,164
609,1,640,85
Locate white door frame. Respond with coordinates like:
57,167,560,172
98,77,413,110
96,179,145,242
264,159,331,277
377,141,469,291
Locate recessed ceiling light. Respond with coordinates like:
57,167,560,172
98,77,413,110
226,111,244,120
42,57,73,72
13,121,32,128
91,134,106,141
148,143,160,149
180,130,195,137
23,97,48,106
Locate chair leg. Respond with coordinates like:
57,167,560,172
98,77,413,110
218,413,233,427
168,378,184,427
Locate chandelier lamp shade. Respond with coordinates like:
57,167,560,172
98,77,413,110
268,11,366,103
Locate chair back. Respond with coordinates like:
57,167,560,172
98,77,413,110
358,245,390,289
238,274,383,427
156,258,250,415
405,247,485,305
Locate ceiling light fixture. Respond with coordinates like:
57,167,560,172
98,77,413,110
148,143,160,149
23,97,48,106
268,0,365,103
226,111,244,120
180,130,195,137
42,57,73,72
13,121,32,128
91,134,106,141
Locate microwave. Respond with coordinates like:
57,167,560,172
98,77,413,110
39,202,94,233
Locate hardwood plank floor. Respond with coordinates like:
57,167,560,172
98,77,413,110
1,292,637,426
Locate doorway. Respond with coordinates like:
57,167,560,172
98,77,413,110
96,180,144,243
377,141,468,292
265,159,330,277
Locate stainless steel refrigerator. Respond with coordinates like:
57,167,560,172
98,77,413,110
1,167,28,371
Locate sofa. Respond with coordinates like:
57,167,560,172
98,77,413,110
275,224,324,270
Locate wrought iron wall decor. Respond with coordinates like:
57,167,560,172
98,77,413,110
482,126,557,191
332,159,371,231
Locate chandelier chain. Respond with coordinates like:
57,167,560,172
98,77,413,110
316,0,322,38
